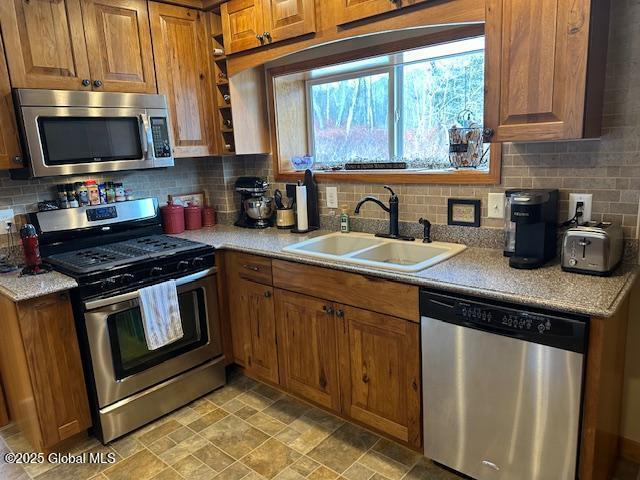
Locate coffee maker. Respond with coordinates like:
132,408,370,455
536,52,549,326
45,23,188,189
509,189,559,269
234,176,274,229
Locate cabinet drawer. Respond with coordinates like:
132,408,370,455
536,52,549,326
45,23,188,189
228,252,273,285
272,260,418,321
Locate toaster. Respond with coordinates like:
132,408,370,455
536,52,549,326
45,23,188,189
561,222,624,276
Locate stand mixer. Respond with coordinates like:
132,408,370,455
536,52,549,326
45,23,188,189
234,177,274,228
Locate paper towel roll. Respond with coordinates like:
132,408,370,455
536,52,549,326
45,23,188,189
296,185,308,232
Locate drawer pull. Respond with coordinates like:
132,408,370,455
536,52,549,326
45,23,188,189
243,264,260,272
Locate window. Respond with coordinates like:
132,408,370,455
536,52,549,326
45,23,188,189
306,37,486,171
268,29,500,184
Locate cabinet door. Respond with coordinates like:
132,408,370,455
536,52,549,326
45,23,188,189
221,0,265,54
262,0,316,44
81,0,157,93
229,277,279,383
0,0,91,90
337,305,421,448
484,0,591,141
0,34,22,170
149,2,216,157
17,293,91,448
333,0,430,25
274,290,340,411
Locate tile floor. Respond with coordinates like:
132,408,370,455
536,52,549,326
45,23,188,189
1,371,638,480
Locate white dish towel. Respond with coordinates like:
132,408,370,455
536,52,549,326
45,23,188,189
138,280,184,350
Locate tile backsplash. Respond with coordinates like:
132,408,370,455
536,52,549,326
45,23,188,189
1,1,639,241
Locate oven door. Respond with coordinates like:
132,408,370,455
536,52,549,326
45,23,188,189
19,105,172,177
83,268,222,408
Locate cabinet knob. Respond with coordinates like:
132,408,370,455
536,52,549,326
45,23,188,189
81,79,91,87
335,309,344,318
263,32,272,42
483,128,494,141
12,155,23,165
264,291,271,298
242,264,259,272
362,373,370,384
93,79,103,88
256,34,264,44
322,305,334,315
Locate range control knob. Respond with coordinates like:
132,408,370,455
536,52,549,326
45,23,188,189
150,266,163,276
177,260,190,272
100,278,117,290
119,273,135,285
569,258,578,267
191,256,205,268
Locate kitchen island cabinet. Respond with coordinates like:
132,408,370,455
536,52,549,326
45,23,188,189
0,292,91,452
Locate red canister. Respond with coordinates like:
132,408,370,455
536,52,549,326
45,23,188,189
161,200,185,234
184,202,202,230
20,224,42,271
202,205,216,227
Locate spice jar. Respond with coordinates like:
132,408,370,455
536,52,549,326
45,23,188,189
86,180,100,206
160,200,185,234
184,202,202,230
115,183,125,202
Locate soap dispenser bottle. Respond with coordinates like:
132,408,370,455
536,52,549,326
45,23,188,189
340,205,350,233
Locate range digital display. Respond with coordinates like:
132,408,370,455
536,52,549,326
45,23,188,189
86,206,118,222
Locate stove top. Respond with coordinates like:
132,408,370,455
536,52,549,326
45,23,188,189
45,235,207,275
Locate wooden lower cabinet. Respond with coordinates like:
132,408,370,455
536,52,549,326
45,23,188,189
0,292,91,451
274,289,340,411
337,304,422,449
228,277,279,383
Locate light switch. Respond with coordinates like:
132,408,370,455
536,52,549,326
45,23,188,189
326,187,338,208
487,193,505,219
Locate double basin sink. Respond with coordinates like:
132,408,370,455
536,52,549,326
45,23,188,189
283,232,466,272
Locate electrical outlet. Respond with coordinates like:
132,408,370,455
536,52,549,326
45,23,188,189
0,208,15,234
568,193,592,223
487,193,505,219
326,187,338,208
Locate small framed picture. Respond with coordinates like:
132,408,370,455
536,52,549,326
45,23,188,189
448,199,481,227
169,191,206,207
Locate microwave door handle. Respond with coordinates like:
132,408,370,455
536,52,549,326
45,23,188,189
139,114,153,159
83,267,217,311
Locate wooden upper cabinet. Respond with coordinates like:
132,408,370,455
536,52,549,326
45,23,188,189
262,0,316,44
81,0,157,93
221,0,265,54
149,2,216,157
0,34,22,170
274,289,340,411
484,0,602,141
0,0,91,90
337,304,421,448
222,0,315,54
333,0,429,26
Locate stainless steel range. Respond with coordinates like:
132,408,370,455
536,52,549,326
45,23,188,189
30,198,225,443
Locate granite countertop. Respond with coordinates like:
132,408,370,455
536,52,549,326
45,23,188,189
175,225,638,318
0,225,635,317
0,269,78,302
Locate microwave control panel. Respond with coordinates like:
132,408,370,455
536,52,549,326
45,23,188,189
150,117,172,158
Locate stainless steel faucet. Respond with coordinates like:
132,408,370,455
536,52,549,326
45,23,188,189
354,186,414,241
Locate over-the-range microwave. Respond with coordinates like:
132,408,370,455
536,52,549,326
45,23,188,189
11,89,174,178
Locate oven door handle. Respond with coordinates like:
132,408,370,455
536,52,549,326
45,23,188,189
83,267,216,311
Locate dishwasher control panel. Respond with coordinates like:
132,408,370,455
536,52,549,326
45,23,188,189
421,290,587,354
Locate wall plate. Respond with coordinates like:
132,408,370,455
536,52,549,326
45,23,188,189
0,209,14,235
326,187,338,208
487,193,505,219
568,193,592,223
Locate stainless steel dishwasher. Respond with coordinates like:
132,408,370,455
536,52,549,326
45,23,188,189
420,290,587,480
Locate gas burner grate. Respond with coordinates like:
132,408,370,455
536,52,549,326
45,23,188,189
44,235,207,275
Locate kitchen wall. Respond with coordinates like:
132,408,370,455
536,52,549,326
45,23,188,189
0,155,268,227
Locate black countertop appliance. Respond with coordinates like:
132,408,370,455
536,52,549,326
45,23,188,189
509,189,559,269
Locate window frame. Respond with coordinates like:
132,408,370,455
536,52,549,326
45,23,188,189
266,24,501,185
